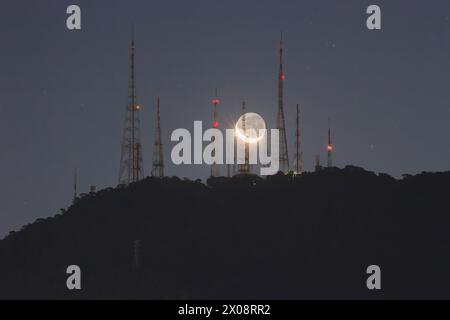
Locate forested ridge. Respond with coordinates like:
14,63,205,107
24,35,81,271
1,166,450,299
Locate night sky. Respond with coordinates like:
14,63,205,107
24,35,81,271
1,0,449,237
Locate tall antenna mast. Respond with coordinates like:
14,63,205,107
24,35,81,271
211,89,221,177
294,104,303,174
119,25,144,184
238,101,250,174
277,32,290,172
151,97,164,178
327,118,333,168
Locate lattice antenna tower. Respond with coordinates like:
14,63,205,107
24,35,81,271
151,97,164,178
119,26,144,184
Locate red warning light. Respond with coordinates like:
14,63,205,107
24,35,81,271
327,145,333,151
212,98,220,105
280,74,286,81
213,120,220,128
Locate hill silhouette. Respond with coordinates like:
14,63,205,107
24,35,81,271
1,166,450,299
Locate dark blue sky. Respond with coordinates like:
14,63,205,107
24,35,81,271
1,0,450,237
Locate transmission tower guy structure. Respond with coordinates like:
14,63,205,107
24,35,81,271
293,104,303,174
151,97,164,178
277,34,290,173
119,30,144,184
327,118,333,168
238,101,251,174
210,90,221,177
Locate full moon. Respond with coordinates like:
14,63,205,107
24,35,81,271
235,112,267,143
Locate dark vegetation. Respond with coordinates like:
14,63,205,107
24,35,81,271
1,166,450,299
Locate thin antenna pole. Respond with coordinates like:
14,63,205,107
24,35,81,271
73,166,77,203
294,104,303,174
315,154,321,172
211,89,220,177
277,34,289,172
238,102,250,174
132,240,141,271
327,118,333,168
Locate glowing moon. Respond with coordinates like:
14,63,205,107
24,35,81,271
235,112,266,143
